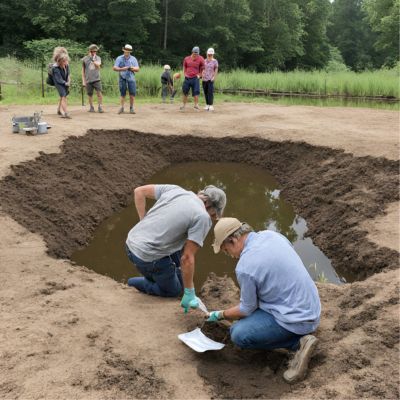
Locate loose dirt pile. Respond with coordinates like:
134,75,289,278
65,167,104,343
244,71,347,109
0,104,398,399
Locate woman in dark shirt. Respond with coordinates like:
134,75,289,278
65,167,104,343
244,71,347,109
52,49,71,118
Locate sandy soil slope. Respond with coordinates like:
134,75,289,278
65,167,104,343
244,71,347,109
0,103,398,399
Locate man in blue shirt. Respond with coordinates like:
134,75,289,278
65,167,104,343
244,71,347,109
208,217,321,383
113,44,139,114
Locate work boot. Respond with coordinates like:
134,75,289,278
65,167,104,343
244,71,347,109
98,105,104,113
88,106,95,113
118,107,124,114
130,107,136,114
283,335,319,384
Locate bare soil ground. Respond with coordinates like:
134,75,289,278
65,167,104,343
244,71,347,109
0,103,399,399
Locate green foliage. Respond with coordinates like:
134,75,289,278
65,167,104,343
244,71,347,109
328,0,378,70
24,39,87,61
363,0,400,66
27,0,87,37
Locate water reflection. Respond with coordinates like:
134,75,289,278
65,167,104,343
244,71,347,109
72,162,344,286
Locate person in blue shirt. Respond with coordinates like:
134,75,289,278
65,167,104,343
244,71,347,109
113,44,140,114
208,217,321,384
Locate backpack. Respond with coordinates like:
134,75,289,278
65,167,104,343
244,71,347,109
46,63,55,86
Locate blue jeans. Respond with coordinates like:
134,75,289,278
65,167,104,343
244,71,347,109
125,245,183,297
230,309,302,351
119,78,136,96
182,77,200,96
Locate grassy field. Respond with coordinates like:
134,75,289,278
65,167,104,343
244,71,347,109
0,57,398,109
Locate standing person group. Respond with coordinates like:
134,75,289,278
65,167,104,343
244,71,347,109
52,47,71,119
179,45,218,111
51,42,220,116
113,44,140,114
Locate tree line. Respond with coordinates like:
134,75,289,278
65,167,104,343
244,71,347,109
0,0,398,71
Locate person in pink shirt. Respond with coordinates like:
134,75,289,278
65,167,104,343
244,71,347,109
180,46,205,111
202,47,219,111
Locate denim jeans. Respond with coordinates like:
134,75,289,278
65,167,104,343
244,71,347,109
125,245,183,297
230,309,303,351
119,78,136,96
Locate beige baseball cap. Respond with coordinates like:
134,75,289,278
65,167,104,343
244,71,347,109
212,217,242,254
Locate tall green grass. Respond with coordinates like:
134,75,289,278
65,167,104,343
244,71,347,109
0,56,398,107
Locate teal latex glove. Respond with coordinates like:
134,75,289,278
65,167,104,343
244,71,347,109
180,288,199,314
207,310,224,322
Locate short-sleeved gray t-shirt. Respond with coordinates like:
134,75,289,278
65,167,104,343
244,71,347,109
126,185,212,261
82,55,101,83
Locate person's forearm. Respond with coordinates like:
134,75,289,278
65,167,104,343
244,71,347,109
221,305,245,320
180,256,194,289
134,188,146,220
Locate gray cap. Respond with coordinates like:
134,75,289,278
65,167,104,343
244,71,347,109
192,46,200,54
199,185,226,217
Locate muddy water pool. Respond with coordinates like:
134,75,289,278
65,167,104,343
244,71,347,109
72,162,344,286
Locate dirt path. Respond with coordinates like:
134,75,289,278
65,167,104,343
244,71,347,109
0,102,398,399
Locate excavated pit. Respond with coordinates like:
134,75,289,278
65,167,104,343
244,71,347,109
0,130,397,281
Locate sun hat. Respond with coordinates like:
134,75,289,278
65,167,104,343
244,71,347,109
199,185,226,218
123,44,133,52
164,64,171,70
212,217,243,254
207,48,215,55
192,46,200,54
89,44,99,51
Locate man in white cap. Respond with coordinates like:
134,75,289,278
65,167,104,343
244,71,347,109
180,46,205,111
208,217,321,384
125,184,226,313
113,44,140,114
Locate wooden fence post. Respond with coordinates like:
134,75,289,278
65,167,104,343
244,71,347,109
41,60,45,98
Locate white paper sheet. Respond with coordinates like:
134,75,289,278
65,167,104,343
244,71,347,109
178,328,225,352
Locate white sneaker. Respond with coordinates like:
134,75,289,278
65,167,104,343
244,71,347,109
209,105,214,111
204,105,209,110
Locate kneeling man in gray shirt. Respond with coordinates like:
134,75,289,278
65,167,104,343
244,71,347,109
125,184,226,313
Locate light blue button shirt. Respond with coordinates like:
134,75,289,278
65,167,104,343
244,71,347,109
236,230,321,335
114,54,139,81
